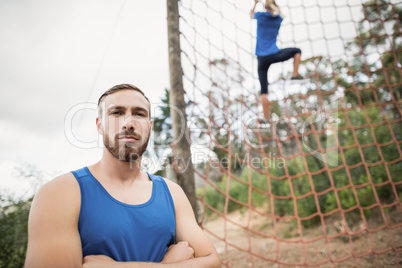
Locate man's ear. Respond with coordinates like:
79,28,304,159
96,117,104,135
149,119,154,132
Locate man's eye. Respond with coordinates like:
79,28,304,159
136,113,146,117
111,111,122,115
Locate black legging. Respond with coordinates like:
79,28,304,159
257,47,301,94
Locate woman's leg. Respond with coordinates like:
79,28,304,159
260,94,270,119
256,48,303,119
257,57,270,95
292,52,301,78
257,56,272,119
269,48,302,78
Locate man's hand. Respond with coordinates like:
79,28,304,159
161,241,195,264
83,255,115,268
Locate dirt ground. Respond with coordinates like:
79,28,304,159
201,208,402,267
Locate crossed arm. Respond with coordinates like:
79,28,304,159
24,174,220,268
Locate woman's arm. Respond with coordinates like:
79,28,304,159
251,0,259,19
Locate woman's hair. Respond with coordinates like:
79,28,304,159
265,0,281,15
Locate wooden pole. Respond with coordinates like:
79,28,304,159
166,0,198,222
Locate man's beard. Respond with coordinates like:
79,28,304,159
104,130,150,162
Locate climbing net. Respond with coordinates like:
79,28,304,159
176,0,402,267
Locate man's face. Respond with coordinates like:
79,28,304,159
97,90,153,162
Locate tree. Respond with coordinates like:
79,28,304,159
153,88,173,159
0,197,31,268
0,164,43,268
167,0,198,220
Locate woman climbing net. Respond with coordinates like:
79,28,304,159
251,0,307,120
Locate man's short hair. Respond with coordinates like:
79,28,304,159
97,84,151,118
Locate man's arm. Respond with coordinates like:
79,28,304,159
24,173,83,268
82,241,195,268
166,180,221,267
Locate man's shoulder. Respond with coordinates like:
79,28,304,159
29,172,81,228
35,172,80,201
154,176,184,197
155,175,177,187
47,172,78,187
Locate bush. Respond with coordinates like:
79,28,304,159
199,166,269,217
0,197,31,268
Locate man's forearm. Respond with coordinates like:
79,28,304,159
83,254,220,268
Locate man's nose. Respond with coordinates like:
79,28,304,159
122,118,136,131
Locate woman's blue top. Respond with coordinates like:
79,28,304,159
254,12,283,56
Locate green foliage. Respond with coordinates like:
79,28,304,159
297,195,317,218
153,88,173,155
199,183,226,216
199,167,270,217
286,156,306,176
357,186,377,207
355,127,374,145
389,162,402,182
326,188,354,211
0,197,31,268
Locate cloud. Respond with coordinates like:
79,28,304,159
0,0,170,198
0,0,168,135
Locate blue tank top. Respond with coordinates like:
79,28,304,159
254,12,283,56
71,167,176,262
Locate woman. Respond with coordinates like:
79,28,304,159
251,0,304,119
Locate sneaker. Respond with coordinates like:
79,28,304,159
290,75,309,84
255,118,270,128
291,75,304,80
259,118,270,124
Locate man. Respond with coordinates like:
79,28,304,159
25,84,221,267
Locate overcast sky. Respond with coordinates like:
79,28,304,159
0,0,170,198
0,0,370,200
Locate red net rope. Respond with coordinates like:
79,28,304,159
175,0,402,267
